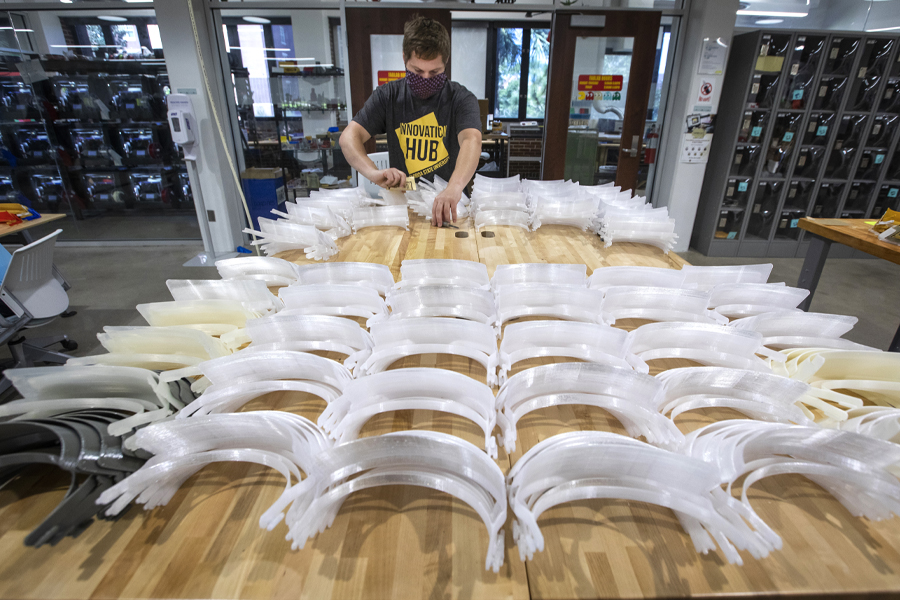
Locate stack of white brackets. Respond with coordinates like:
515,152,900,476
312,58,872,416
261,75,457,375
525,180,596,231
244,217,339,260
22,253,899,572
593,193,678,253
271,201,352,240
471,174,530,231
405,175,472,220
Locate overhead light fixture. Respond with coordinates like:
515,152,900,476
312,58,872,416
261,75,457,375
60,0,73,3
755,18,784,24
98,16,128,22
51,44,122,48
124,0,154,3
228,47,291,52
736,10,808,17
867,25,900,32
266,57,315,61
242,17,271,24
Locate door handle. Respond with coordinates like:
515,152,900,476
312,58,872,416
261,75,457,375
623,135,640,158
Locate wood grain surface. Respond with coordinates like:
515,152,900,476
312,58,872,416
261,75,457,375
2,214,900,600
799,218,900,266
0,213,66,239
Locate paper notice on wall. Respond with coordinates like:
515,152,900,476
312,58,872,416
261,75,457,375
681,133,712,164
698,40,728,75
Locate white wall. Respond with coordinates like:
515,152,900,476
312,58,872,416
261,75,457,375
370,33,405,93
451,24,487,98
290,9,341,134
654,0,739,252
27,12,65,56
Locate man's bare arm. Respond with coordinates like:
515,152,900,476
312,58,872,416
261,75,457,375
340,121,407,189
432,128,482,226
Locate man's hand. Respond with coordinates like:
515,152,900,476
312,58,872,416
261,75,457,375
432,186,462,227
369,168,407,190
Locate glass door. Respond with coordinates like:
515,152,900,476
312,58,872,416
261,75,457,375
542,11,661,191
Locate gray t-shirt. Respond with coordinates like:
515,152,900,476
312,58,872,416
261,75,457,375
352,78,482,181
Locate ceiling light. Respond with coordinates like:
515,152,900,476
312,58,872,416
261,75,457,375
266,57,315,61
228,47,291,52
98,16,128,22
736,10,808,17
242,17,271,24
60,0,73,3
755,18,784,24
124,0,154,2
866,25,900,32
51,44,122,48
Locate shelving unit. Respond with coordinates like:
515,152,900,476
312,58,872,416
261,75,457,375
0,57,193,221
694,30,900,258
233,66,350,184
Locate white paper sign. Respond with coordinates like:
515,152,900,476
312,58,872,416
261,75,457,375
698,40,728,75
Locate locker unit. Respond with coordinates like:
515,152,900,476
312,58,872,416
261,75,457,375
694,31,900,257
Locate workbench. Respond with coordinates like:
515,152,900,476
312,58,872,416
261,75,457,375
3,215,900,600
797,217,900,352
0,213,66,242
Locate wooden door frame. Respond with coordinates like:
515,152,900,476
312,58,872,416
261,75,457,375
345,7,452,153
542,10,661,189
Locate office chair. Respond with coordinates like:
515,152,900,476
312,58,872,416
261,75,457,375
0,229,77,396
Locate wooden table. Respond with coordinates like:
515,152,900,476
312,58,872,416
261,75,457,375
0,213,66,242
4,215,900,599
797,217,900,351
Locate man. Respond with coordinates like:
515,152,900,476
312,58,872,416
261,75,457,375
340,16,482,227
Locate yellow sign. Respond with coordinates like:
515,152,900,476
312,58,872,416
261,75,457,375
395,112,449,178
378,70,406,85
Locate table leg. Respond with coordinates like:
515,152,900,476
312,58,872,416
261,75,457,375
797,233,832,312
890,324,900,353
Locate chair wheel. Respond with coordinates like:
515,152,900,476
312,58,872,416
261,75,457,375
61,340,78,351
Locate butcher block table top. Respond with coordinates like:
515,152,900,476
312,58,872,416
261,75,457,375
2,214,899,600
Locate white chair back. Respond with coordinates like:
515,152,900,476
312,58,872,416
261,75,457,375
358,151,390,199
0,229,69,321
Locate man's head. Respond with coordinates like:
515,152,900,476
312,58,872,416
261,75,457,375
403,15,450,76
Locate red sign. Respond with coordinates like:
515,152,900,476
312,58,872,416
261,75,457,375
577,74,623,92
377,70,406,86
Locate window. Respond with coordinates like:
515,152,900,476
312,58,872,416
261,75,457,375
490,25,550,121
147,24,163,50
111,24,141,56
236,24,274,118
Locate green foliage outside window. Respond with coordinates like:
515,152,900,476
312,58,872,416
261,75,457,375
495,28,522,118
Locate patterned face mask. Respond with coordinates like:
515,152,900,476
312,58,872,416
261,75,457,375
405,70,448,100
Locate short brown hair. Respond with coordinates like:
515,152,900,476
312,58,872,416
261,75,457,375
403,16,450,64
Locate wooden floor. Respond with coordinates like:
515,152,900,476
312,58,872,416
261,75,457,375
2,215,899,599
